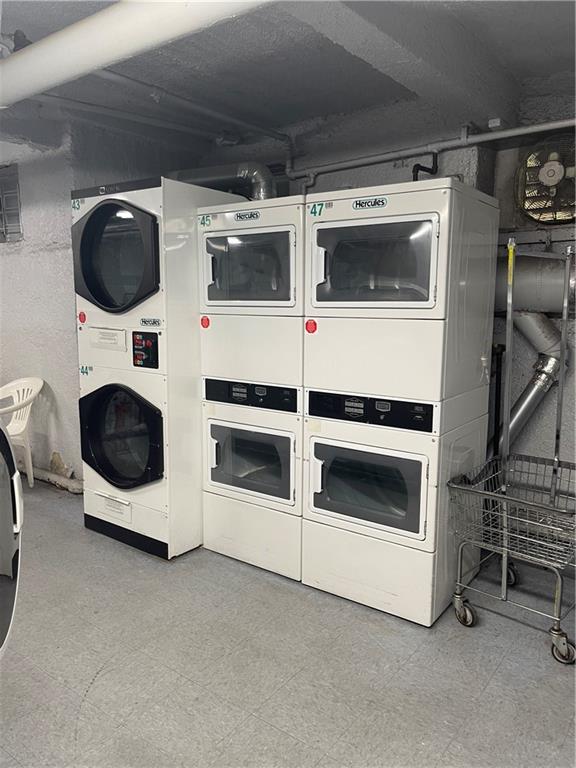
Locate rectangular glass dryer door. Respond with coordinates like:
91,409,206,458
209,422,294,504
310,439,427,538
205,228,294,306
312,216,438,308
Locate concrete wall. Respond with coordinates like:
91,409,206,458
0,136,78,478
0,120,199,480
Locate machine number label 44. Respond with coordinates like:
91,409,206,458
79,365,93,376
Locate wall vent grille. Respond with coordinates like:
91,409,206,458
0,164,23,242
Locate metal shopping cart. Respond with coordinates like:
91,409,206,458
448,240,575,664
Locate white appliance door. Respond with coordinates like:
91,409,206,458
310,438,428,540
0,427,23,654
311,215,438,310
204,226,296,307
73,199,160,314
207,420,295,506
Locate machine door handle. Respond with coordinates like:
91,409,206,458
93,490,130,506
312,458,324,494
209,437,220,469
12,472,23,535
315,248,327,287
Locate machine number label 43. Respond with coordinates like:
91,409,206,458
71,199,84,211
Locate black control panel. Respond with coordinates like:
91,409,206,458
132,332,159,369
205,379,298,413
308,391,434,433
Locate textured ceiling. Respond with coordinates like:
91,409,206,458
445,1,575,79
1,0,573,152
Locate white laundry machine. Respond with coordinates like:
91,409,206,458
202,378,302,580
303,178,499,400
0,424,23,656
72,177,242,557
72,177,243,372
198,195,305,386
301,386,488,626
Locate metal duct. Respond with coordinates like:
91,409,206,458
495,256,576,314
489,312,567,456
169,162,277,200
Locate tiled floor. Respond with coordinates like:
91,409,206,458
1,482,574,768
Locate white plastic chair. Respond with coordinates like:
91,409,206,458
0,378,44,488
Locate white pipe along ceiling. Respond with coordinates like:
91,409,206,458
0,0,272,108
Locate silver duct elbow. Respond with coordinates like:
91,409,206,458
169,162,276,200
236,162,277,200
490,312,568,457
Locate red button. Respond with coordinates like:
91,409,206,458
78,311,86,324
200,316,210,329
145,339,153,348
305,319,317,334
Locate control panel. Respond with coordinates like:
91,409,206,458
132,332,159,369
308,391,434,432
205,379,298,413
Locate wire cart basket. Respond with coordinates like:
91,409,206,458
448,240,575,664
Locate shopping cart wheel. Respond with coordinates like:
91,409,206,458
455,602,476,627
506,562,519,587
551,641,576,665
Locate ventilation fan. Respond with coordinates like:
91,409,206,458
515,134,575,224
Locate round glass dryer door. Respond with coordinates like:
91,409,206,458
0,426,22,654
79,385,164,489
72,200,159,313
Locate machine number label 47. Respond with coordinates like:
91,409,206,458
309,203,325,217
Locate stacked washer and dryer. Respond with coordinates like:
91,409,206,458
72,174,498,627
72,177,240,558
301,178,499,625
198,196,305,580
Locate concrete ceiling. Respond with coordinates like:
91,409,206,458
1,0,574,156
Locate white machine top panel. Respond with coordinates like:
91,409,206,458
306,177,499,209
198,194,305,216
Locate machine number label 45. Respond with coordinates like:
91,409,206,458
199,215,212,227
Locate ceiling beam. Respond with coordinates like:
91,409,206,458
285,1,518,127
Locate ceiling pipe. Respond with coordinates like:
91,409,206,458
95,69,293,149
33,93,218,140
0,0,271,108
169,162,277,200
286,118,576,185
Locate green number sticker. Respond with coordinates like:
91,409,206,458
72,199,81,211
309,203,325,217
199,214,212,227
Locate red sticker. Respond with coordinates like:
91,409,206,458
200,316,210,329
78,311,87,324
305,319,317,334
